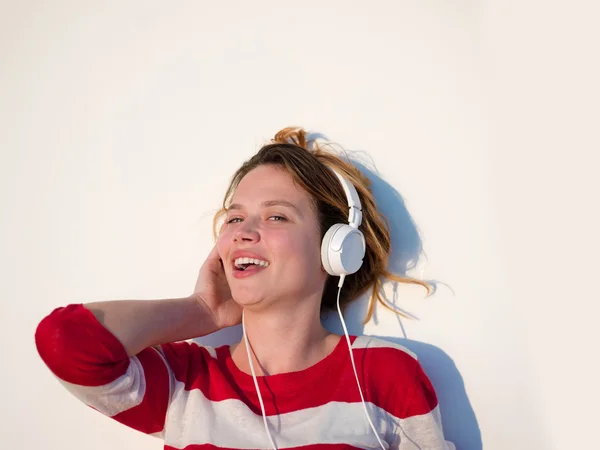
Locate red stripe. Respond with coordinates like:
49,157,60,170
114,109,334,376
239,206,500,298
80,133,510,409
111,347,170,434
404,362,439,417
160,338,437,419
35,304,129,386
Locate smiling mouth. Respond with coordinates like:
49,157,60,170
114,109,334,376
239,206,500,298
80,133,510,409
233,257,270,272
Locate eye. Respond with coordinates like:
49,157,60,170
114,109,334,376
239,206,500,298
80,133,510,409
269,215,287,222
226,217,243,224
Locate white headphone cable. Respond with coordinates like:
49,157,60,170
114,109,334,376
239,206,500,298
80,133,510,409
242,310,278,450
337,275,387,450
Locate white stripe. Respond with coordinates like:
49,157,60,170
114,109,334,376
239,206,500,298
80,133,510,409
393,406,456,450
203,345,217,359
165,380,390,449
352,336,417,360
58,356,146,417
163,380,451,449
149,431,165,439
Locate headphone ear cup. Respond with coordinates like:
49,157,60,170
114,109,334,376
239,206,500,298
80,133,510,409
321,223,366,276
321,223,345,276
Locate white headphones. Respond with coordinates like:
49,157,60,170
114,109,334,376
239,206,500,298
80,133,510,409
320,168,366,277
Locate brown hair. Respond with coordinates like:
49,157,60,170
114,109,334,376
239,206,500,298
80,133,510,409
213,127,432,323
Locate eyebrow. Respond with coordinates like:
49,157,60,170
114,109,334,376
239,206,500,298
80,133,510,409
226,200,301,214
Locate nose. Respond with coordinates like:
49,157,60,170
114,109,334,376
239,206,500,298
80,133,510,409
233,219,260,243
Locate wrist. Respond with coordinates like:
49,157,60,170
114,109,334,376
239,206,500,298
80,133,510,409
189,294,220,334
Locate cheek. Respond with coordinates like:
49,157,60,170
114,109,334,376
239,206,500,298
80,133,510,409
273,231,322,265
216,231,232,260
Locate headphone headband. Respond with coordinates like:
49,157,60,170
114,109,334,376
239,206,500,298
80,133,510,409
330,168,363,229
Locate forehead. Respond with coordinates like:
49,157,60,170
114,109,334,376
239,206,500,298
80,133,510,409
231,165,313,206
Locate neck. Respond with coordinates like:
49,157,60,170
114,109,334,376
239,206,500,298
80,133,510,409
232,301,339,376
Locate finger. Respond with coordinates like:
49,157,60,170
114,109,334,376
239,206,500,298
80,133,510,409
207,244,221,261
211,246,227,272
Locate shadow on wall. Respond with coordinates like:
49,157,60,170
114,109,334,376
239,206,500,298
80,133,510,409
322,156,482,450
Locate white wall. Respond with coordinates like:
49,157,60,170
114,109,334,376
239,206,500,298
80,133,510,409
1,1,598,449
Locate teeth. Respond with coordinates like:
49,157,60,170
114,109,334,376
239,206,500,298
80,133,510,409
234,257,270,269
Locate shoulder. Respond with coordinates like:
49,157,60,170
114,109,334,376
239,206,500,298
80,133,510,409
155,340,226,386
350,336,420,398
351,336,438,419
352,335,418,365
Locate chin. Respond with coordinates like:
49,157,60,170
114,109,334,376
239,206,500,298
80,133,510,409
231,290,267,308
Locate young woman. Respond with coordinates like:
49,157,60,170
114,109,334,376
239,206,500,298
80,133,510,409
36,128,455,449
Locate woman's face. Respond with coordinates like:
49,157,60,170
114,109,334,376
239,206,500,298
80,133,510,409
217,164,327,311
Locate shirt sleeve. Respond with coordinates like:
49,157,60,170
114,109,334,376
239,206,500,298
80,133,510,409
391,362,456,450
35,304,172,438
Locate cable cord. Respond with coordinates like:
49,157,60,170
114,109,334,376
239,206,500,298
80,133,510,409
336,275,387,450
242,311,278,450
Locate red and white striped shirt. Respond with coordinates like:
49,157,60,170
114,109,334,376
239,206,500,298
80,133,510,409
35,304,455,449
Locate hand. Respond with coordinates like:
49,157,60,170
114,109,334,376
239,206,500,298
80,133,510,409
192,245,242,330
